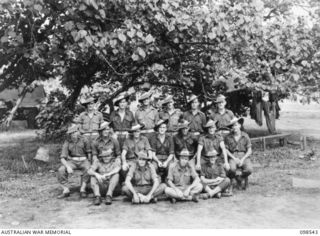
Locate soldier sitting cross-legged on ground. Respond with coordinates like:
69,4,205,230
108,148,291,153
199,150,231,199
88,121,121,206
122,151,166,204
164,149,203,203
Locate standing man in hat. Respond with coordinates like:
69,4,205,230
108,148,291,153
88,122,121,205
209,94,235,137
224,117,253,191
77,97,104,150
173,119,198,166
110,92,135,149
159,95,182,137
195,119,228,172
57,126,91,199
135,91,159,141
150,119,175,180
121,124,153,172
164,149,202,203
122,151,166,204
182,94,206,139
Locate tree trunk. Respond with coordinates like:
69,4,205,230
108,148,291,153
1,86,29,130
65,83,85,110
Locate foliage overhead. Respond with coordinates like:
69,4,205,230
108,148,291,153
1,0,320,135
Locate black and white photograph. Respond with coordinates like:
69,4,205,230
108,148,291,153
0,0,320,232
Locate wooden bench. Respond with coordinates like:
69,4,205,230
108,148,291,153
250,133,292,151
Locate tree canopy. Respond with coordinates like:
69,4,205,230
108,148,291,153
1,0,320,135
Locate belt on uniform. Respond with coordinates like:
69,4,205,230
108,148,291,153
83,132,99,136
190,132,200,136
115,131,129,135
167,131,177,135
220,130,230,134
203,155,219,158
70,156,87,161
140,129,154,133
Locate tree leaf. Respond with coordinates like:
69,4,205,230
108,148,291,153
208,31,216,39
85,36,93,45
127,30,135,38
145,34,154,43
131,53,139,61
34,4,43,11
118,33,126,42
99,9,106,19
1,36,8,43
137,47,146,58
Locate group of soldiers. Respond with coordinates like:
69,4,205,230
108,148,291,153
57,91,253,205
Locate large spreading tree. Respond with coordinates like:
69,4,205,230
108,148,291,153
1,0,319,135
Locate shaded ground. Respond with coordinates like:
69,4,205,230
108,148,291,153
1,101,320,228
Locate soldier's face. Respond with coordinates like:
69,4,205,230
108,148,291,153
70,132,80,140
138,158,147,167
191,99,199,109
119,99,127,109
232,122,241,133
143,98,149,106
217,101,226,109
167,101,174,109
158,124,167,134
101,128,110,137
208,126,216,134
179,156,189,167
133,130,141,138
181,127,189,135
87,103,95,111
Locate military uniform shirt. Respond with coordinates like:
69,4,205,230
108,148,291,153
167,162,198,187
150,134,174,156
182,110,206,133
198,134,223,160
159,109,182,132
173,133,198,156
92,136,121,163
135,106,159,130
127,162,157,186
60,137,91,159
209,109,234,130
122,136,151,160
110,109,135,131
224,131,252,153
78,111,104,133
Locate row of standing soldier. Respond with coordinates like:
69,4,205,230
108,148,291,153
57,92,253,205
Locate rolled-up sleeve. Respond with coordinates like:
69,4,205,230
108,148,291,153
150,164,158,182
60,141,69,159
84,137,92,153
113,138,121,157
143,137,151,150
169,136,174,154
127,163,136,179
91,141,98,156
167,165,174,182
